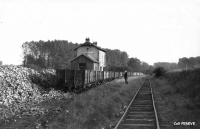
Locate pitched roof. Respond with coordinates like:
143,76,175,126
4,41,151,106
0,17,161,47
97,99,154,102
74,42,106,52
70,54,99,63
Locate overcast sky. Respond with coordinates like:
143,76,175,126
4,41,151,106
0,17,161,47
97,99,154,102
0,0,200,65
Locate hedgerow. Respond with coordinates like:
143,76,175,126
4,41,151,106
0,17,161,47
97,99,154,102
164,69,200,108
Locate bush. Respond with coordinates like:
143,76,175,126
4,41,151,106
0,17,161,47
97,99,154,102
47,77,144,129
164,69,200,108
26,64,43,71
153,67,166,78
107,66,132,72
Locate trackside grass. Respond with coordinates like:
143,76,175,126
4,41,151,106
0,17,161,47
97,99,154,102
151,69,200,129
47,76,144,129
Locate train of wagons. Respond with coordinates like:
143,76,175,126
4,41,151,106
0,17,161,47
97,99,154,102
56,69,143,90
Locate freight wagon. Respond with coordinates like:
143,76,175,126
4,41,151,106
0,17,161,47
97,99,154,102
56,69,143,91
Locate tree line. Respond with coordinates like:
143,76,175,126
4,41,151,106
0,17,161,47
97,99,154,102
22,40,79,69
153,56,200,72
21,40,152,72
178,57,200,70
105,48,152,73
154,62,179,71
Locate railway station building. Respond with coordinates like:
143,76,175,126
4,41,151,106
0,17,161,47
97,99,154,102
70,38,106,71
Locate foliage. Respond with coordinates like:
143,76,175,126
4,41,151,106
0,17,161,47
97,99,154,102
140,62,149,72
22,41,132,70
105,50,151,73
26,54,36,65
105,49,129,68
153,67,166,77
146,65,154,75
26,64,43,71
152,78,200,128
22,40,79,69
47,77,144,129
165,69,200,108
22,39,151,72
127,58,151,73
127,58,141,71
154,62,178,71
153,56,200,72
107,66,132,72
178,56,200,70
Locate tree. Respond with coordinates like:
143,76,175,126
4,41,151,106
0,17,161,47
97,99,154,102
140,62,149,73
35,55,46,68
146,65,154,75
22,42,29,66
0,60,2,65
178,57,190,69
154,62,179,71
153,67,166,78
105,49,129,70
26,54,36,65
120,51,129,67
22,40,79,69
21,39,152,71
178,56,200,69
127,58,141,72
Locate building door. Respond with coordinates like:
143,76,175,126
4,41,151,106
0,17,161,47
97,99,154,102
79,63,86,70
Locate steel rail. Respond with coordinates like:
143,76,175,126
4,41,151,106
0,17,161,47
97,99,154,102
24,76,133,129
24,100,67,129
114,79,146,129
114,78,161,129
149,78,160,129
25,76,140,129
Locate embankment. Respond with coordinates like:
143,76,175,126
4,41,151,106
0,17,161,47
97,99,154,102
151,69,200,128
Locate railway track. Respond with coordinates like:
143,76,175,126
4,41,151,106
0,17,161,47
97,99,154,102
114,78,168,129
2,77,169,129
23,78,118,129
24,100,67,129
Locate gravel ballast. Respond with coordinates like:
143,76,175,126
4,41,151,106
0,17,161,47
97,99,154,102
0,65,71,120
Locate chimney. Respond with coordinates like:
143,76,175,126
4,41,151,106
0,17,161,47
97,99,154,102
93,41,97,46
85,37,90,43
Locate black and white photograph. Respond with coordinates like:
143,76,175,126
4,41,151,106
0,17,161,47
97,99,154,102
0,0,200,128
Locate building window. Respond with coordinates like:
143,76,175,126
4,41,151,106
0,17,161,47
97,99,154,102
86,47,89,52
79,63,86,70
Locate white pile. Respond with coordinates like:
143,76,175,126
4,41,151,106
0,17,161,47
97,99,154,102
0,65,70,120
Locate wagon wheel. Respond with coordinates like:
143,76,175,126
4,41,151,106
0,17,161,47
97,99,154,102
74,80,83,93
67,83,75,92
